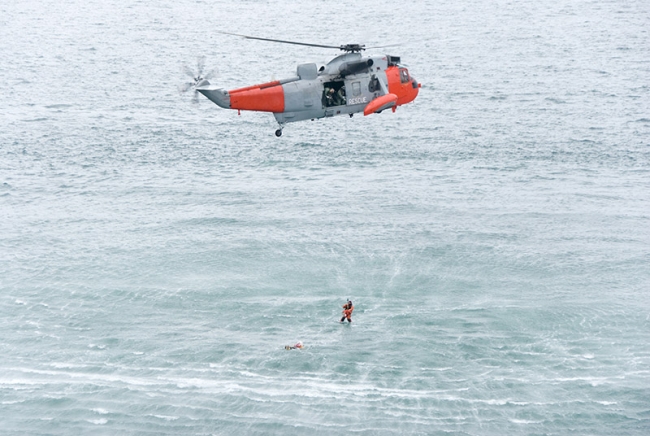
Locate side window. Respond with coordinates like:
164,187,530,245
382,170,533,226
400,68,409,84
352,81,361,96
368,76,380,92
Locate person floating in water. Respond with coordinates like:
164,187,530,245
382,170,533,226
340,300,354,323
285,341,303,350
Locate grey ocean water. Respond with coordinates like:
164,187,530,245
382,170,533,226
1,0,649,434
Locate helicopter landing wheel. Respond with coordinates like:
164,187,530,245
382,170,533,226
275,129,283,137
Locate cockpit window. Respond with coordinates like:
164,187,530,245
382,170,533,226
400,68,410,84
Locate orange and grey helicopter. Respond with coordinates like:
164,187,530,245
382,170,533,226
181,33,421,136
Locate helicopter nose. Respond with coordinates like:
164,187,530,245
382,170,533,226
410,78,421,101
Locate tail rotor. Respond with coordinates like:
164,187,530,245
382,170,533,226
178,56,217,104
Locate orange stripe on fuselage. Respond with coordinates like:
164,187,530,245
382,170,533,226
229,80,285,113
385,66,418,106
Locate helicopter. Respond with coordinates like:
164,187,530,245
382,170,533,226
182,32,421,136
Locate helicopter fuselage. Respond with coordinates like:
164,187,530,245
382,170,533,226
197,52,420,133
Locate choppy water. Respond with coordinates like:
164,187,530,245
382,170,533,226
1,0,649,434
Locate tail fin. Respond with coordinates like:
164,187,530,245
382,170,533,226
196,81,230,109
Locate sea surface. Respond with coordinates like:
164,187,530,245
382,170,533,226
1,0,649,435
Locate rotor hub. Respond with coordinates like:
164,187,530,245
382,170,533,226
340,44,365,53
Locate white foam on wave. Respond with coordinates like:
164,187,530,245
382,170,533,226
50,362,88,369
2,400,25,405
87,418,107,425
510,418,541,424
151,414,179,421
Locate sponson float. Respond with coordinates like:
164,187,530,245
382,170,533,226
182,33,421,136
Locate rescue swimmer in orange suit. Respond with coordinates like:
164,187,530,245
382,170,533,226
285,341,303,350
340,300,354,323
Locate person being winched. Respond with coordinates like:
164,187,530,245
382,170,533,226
340,300,354,323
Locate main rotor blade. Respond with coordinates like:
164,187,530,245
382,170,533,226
366,43,402,50
218,31,341,50
368,37,435,50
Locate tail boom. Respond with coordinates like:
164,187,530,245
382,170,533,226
197,79,287,113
